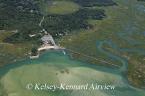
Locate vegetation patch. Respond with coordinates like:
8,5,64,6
0,31,33,66
72,0,117,7
47,1,80,15
42,8,106,38
60,0,145,88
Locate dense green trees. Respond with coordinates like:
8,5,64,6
0,0,42,42
31,46,38,56
73,0,117,7
0,0,108,43
42,8,106,37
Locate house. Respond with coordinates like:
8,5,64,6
41,34,56,46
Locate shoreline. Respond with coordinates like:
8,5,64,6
0,47,145,90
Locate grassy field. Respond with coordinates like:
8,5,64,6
47,1,80,15
0,31,33,67
37,0,80,15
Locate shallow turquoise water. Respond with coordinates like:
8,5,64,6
0,50,144,96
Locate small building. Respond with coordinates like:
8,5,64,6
29,34,36,37
41,34,56,46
